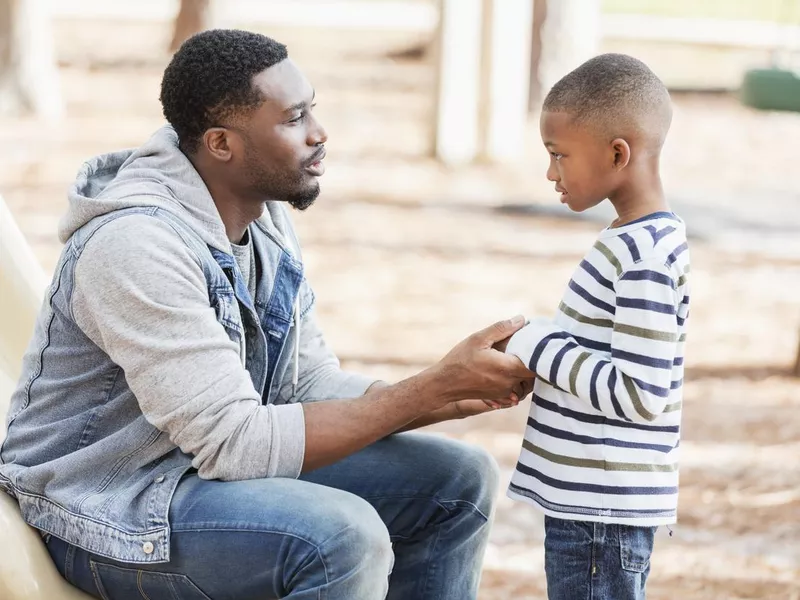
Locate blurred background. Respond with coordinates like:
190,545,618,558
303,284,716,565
1,0,800,598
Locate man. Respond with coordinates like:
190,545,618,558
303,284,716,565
0,29,534,599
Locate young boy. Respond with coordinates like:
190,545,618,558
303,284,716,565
503,54,690,599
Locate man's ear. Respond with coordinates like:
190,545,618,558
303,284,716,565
203,128,234,162
610,138,631,171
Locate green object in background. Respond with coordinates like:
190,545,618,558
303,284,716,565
740,69,800,112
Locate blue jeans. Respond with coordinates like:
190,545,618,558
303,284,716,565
45,432,499,599
544,516,657,600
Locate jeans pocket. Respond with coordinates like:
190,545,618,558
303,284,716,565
618,525,657,573
89,560,212,600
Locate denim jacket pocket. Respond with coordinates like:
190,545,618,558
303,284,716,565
209,287,243,343
90,560,212,600
618,524,657,573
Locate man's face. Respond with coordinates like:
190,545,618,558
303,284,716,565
539,111,617,213
234,59,327,210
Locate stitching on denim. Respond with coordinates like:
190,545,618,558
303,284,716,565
137,569,152,600
420,522,442,598
89,560,112,600
357,494,492,524
13,488,168,537
64,542,76,586
6,256,69,425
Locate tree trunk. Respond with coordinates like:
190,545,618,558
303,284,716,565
528,0,547,112
535,0,601,104
169,0,212,53
0,0,62,118
794,333,800,377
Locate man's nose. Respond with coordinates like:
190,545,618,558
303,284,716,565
308,113,327,146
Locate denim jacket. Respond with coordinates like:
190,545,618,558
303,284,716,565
0,127,375,563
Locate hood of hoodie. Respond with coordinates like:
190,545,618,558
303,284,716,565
59,126,298,256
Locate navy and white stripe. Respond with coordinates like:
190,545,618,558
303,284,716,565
506,214,690,526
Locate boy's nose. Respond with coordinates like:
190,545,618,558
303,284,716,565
546,162,559,182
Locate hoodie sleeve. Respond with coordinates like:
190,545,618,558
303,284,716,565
71,215,306,481
280,289,379,403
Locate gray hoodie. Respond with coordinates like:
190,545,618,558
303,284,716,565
0,126,376,563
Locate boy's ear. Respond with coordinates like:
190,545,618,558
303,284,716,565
610,138,631,171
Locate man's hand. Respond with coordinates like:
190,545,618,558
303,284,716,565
302,316,535,472
430,315,536,406
492,335,511,354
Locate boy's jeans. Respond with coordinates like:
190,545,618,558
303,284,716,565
44,432,498,600
544,516,657,600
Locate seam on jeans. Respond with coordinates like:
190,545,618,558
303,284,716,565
89,561,112,600
166,574,182,600
137,569,153,600
438,498,491,523
64,543,76,586
358,494,492,524
169,526,335,593
420,523,442,598
589,523,602,600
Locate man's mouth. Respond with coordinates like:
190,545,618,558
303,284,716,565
304,148,326,177
555,186,568,203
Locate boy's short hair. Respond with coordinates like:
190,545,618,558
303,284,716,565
543,53,672,146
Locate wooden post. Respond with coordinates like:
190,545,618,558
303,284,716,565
528,0,548,111
483,0,534,162
0,0,62,119
433,0,484,166
794,333,800,377
169,0,212,53
434,0,534,165
537,0,601,97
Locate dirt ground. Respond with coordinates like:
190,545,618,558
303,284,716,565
2,14,800,600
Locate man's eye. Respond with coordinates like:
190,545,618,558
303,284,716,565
289,113,305,124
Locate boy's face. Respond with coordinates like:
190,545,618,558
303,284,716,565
540,110,618,212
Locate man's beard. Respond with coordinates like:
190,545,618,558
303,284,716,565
286,181,320,211
244,152,321,211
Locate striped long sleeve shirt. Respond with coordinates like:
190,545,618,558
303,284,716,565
505,212,690,526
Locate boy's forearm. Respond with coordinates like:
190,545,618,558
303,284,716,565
506,319,672,423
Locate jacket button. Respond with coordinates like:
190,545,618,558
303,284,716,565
154,475,165,484
142,541,154,554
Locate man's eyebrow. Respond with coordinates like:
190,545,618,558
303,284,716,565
283,90,316,114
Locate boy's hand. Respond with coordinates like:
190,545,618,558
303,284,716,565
477,377,535,411
454,398,516,417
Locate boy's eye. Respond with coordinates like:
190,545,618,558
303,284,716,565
550,152,563,161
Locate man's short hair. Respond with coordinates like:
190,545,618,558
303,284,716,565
543,53,672,144
160,29,288,152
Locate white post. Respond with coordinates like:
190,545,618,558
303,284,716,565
433,0,484,166
0,0,63,119
0,195,47,382
537,0,601,99
483,0,534,162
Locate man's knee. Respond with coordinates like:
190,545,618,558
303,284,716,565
450,442,500,518
316,493,394,585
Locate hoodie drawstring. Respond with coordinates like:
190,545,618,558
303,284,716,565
292,294,300,397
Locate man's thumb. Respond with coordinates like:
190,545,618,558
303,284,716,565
479,315,526,345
